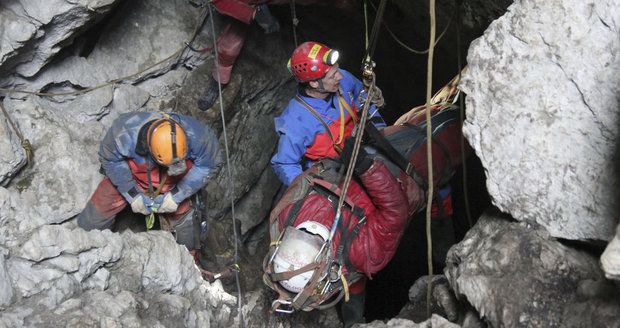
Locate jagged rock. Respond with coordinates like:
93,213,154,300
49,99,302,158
461,0,620,241
236,165,281,236
0,247,13,309
601,223,620,281
0,96,106,248
0,228,237,327
0,105,26,186
0,0,118,79
360,315,460,328
446,210,620,327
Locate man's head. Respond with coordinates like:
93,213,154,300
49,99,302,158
147,117,188,175
287,41,342,94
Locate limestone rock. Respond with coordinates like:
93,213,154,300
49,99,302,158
0,0,118,78
446,210,620,327
0,105,26,186
461,0,620,241
601,223,620,280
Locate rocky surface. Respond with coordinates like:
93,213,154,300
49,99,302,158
460,0,620,241
446,211,620,327
0,0,118,78
2,0,619,326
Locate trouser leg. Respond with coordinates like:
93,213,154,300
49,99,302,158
341,289,366,328
212,20,247,84
76,177,127,231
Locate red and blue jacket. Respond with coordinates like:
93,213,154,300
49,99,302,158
271,68,386,186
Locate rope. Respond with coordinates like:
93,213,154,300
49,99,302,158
206,4,245,327
0,6,211,98
425,0,437,319
366,0,454,55
455,0,472,228
363,0,388,65
0,101,33,166
363,0,370,62
328,76,375,242
290,0,299,47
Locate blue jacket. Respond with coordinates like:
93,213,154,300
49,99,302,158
271,69,386,186
99,112,222,204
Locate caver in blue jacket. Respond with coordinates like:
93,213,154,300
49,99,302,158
99,112,222,204
77,111,222,251
271,68,386,186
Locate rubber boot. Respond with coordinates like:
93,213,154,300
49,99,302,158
198,78,225,111
341,291,365,328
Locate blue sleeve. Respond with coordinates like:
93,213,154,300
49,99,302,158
270,112,314,186
98,122,138,202
340,69,386,127
172,116,223,203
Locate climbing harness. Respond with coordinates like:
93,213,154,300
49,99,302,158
263,172,365,313
206,3,245,327
294,91,358,154
0,101,33,166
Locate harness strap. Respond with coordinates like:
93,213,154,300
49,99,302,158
364,121,428,190
283,197,307,231
310,178,357,209
294,95,335,143
291,247,330,309
270,262,321,281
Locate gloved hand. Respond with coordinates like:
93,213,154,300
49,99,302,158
339,137,374,175
254,5,280,34
153,192,179,213
130,194,153,215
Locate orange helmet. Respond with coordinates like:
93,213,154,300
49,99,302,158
287,41,340,82
147,118,188,166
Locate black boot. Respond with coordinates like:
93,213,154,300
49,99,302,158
341,291,366,328
198,78,224,111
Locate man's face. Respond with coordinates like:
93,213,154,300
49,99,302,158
317,64,342,93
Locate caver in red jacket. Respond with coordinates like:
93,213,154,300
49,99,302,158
263,105,466,313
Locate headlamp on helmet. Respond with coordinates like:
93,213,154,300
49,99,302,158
287,41,340,82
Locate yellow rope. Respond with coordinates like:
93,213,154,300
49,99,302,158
425,0,437,319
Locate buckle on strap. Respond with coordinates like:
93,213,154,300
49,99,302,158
272,299,295,314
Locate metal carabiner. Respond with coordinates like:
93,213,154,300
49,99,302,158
272,299,295,314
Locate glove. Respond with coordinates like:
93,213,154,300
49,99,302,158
153,192,179,213
130,194,153,215
254,5,280,34
339,137,374,175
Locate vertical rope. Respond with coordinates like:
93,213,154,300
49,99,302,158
425,0,437,319
207,4,245,327
363,0,370,63
290,0,299,47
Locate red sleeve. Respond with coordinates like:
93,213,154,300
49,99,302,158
347,161,410,277
211,0,255,24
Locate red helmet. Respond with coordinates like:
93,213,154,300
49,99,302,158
287,41,340,82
